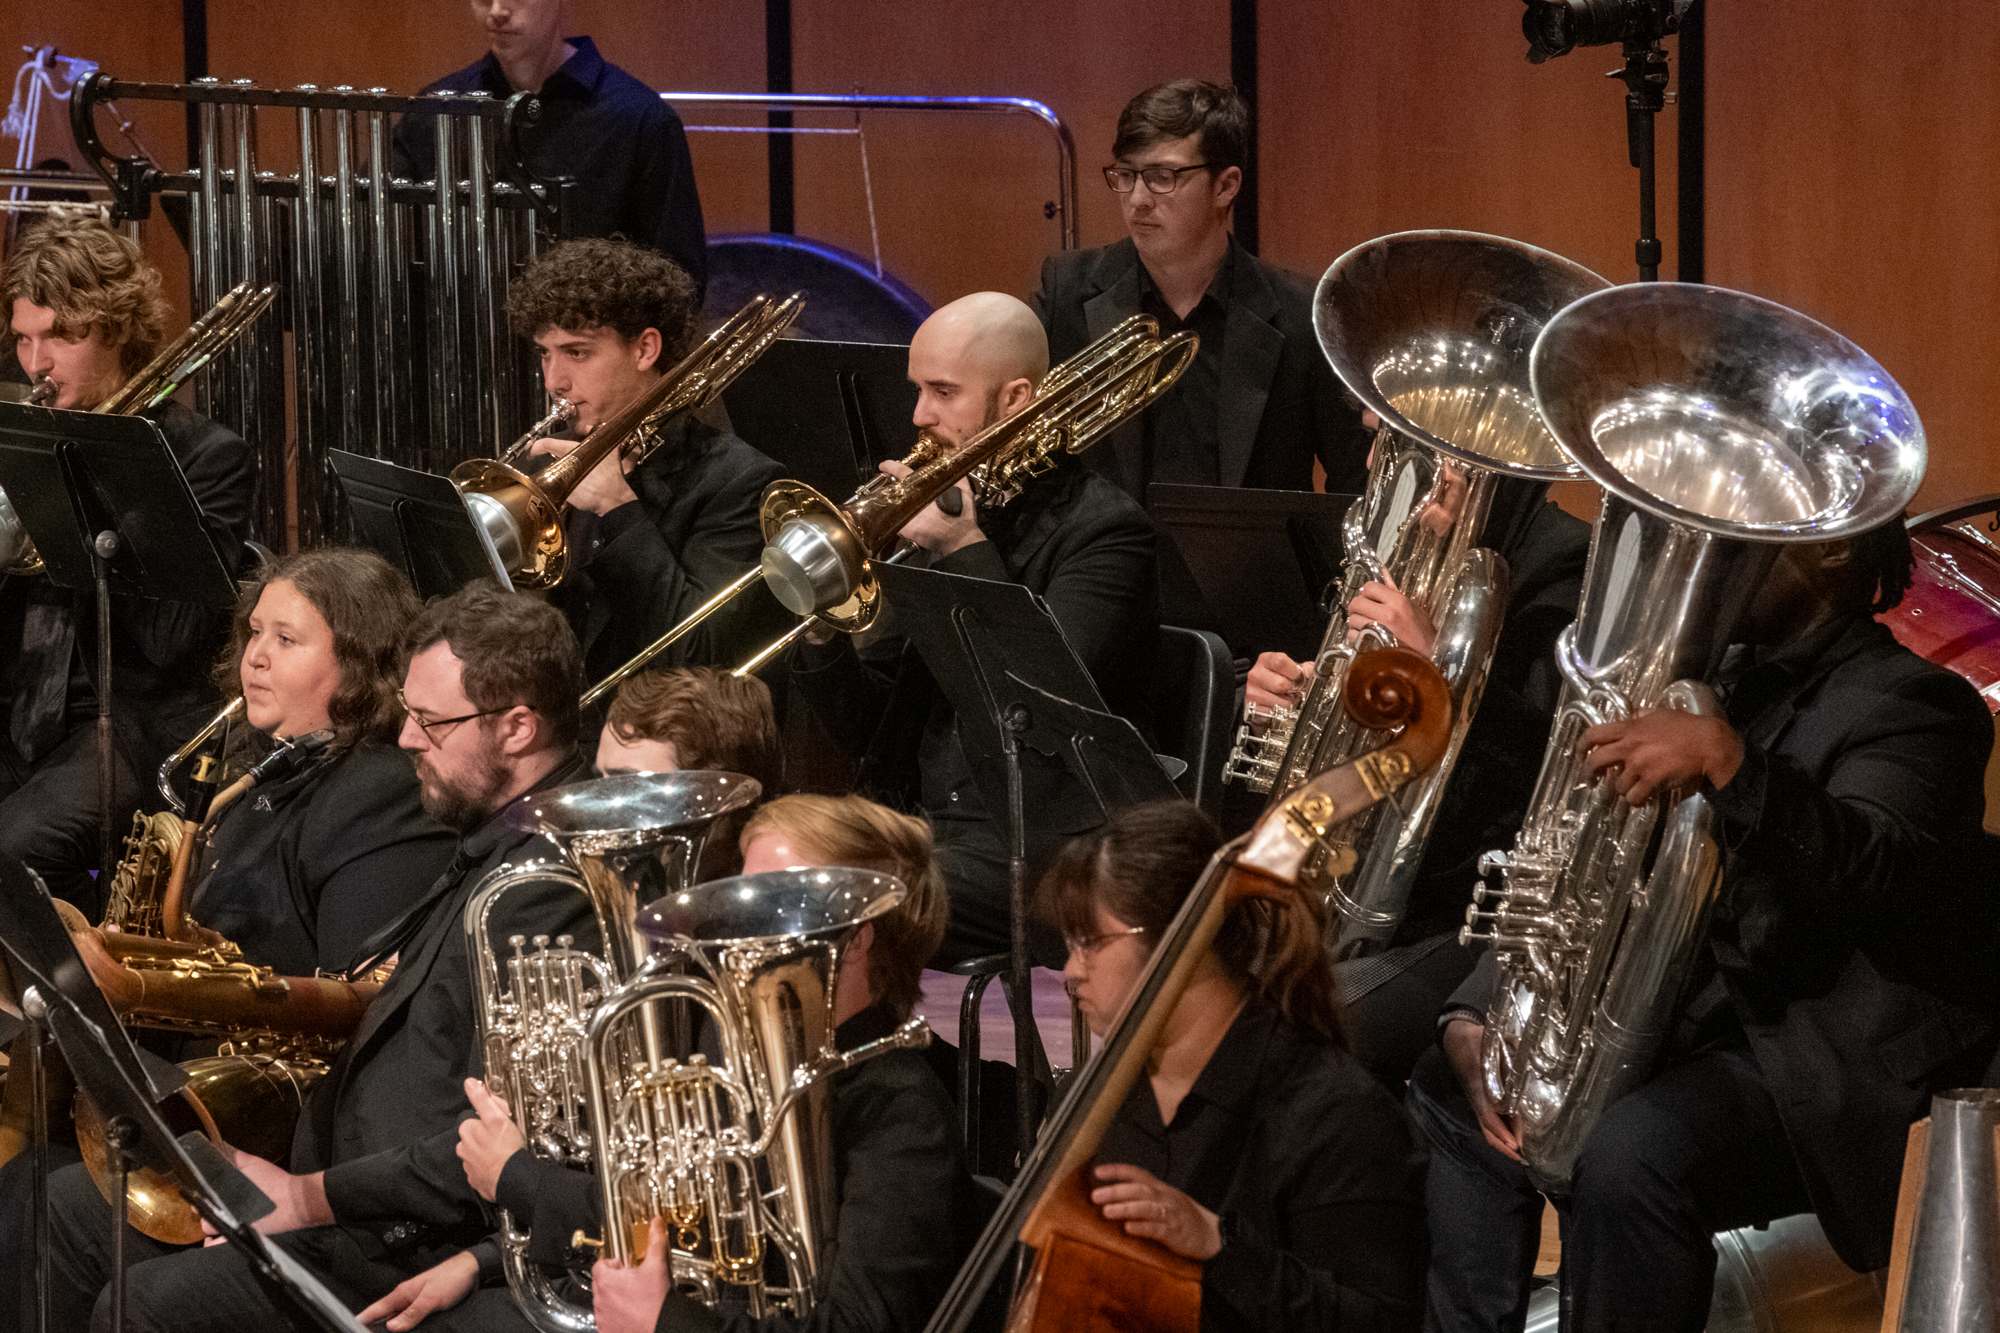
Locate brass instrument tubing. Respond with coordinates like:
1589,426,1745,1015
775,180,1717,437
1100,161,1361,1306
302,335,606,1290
580,564,768,706
732,618,815,678
157,696,244,812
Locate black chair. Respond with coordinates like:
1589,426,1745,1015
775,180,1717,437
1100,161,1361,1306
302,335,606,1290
1146,624,1236,822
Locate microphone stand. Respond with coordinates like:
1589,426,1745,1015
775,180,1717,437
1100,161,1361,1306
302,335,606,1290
1613,36,1671,282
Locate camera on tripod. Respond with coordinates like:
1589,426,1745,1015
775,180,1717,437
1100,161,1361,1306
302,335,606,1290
1519,0,1694,63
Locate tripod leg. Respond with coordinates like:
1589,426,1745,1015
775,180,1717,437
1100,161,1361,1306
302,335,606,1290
24,992,48,1333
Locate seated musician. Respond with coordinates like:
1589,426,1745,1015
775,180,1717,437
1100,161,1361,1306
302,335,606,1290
1,212,257,915
792,292,1161,965
507,238,785,688
595,666,782,880
33,582,598,1331
1242,462,1589,1085
354,792,976,1333
1031,81,1370,503
1413,521,2000,1331
1038,798,1428,1332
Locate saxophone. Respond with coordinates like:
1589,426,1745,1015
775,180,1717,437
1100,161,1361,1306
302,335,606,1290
1221,231,1609,958
1460,281,1927,1190
466,769,762,1332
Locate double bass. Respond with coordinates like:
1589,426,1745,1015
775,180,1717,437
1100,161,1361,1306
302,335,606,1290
925,645,1453,1333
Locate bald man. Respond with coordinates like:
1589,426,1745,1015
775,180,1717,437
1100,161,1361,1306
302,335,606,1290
793,293,1162,965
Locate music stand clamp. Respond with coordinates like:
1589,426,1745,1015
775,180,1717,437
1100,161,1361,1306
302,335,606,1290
872,563,1180,1158
0,857,367,1333
0,408,239,877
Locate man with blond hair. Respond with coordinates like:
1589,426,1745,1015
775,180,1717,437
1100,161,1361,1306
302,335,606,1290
792,292,1161,965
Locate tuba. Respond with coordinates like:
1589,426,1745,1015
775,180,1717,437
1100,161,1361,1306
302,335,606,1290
1222,231,1609,958
581,313,1198,702
455,293,804,591
587,867,929,1315
466,771,762,1332
0,281,276,574
1460,282,1926,1190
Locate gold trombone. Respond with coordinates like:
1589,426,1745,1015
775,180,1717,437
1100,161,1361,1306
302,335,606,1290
580,313,1199,705
455,292,805,590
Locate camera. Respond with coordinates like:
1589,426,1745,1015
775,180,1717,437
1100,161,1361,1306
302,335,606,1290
1519,0,1693,64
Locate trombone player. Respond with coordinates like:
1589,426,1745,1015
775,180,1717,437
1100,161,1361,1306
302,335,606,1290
1,212,256,915
791,292,1161,966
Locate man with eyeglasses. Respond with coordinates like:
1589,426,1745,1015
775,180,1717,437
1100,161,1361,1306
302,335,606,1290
34,581,601,1332
1032,80,1371,505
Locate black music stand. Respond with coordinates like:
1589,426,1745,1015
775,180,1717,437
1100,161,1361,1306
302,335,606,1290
1147,483,1358,661
0,858,367,1333
0,407,239,877
720,338,918,498
873,563,1179,1156
328,449,511,598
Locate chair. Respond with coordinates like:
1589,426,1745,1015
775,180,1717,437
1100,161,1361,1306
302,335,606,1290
1145,624,1235,821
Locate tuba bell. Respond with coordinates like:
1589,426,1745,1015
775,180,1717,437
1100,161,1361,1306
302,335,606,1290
1222,231,1610,959
465,770,762,1332
1460,281,1927,1189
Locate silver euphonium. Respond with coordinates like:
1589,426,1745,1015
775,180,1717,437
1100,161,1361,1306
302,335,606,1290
1461,282,1927,1190
465,771,762,1333
587,868,930,1317
1222,231,1610,958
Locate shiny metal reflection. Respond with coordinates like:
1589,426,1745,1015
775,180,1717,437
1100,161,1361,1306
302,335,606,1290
1893,1088,2000,1332
638,866,906,949
1531,283,1926,541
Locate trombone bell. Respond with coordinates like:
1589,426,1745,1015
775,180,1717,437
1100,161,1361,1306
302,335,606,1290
453,457,567,590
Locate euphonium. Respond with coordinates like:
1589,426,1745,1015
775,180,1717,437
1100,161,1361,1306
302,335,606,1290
0,280,276,574
455,293,804,591
1221,231,1609,959
581,313,1199,702
587,867,929,1316
466,771,762,1332
1461,282,1927,1190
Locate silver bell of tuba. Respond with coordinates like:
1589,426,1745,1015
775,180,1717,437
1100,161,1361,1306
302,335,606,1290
1223,230,1610,959
1461,281,1927,1190
465,770,763,1333
586,867,930,1317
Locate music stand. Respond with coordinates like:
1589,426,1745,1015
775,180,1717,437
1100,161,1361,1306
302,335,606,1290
720,338,918,498
873,563,1179,1156
328,449,512,598
1146,483,1358,661
0,858,367,1333
0,407,239,877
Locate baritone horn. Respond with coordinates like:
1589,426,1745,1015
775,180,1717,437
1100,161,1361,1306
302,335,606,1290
580,313,1199,704
1463,282,1926,1189
455,292,804,591
1221,231,1610,960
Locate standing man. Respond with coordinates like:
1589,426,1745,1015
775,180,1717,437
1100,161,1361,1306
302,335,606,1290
1032,80,1371,504
391,0,706,295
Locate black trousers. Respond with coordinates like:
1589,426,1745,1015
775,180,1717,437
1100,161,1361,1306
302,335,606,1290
1408,1040,1814,1333
39,1160,427,1332
0,721,142,919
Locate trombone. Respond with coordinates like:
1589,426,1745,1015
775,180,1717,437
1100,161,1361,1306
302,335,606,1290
456,292,805,590
579,314,1200,705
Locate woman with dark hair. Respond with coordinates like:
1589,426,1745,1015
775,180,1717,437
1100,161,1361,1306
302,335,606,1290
1038,799,1428,1333
183,547,457,976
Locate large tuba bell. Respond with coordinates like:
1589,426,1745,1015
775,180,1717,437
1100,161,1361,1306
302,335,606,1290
466,770,762,1332
455,293,803,591
1461,282,1926,1189
586,868,929,1315
1222,231,1610,959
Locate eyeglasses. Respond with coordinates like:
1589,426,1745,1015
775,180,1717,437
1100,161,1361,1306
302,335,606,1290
397,689,505,743
1065,925,1148,958
1102,163,1215,195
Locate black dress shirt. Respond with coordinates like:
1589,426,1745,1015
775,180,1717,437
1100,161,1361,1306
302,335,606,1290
1096,1005,1428,1333
186,740,457,977
390,36,707,293
486,1003,981,1333
1137,250,1234,488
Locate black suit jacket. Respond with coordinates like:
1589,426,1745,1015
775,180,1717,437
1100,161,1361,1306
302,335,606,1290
298,753,596,1246
549,416,786,685
1031,237,1371,500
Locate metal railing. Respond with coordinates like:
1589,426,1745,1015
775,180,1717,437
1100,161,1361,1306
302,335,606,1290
69,74,559,547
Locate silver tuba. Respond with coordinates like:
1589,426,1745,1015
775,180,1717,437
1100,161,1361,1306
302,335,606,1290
1223,231,1610,958
466,770,762,1333
586,868,930,1316
1461,282,1927,1190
